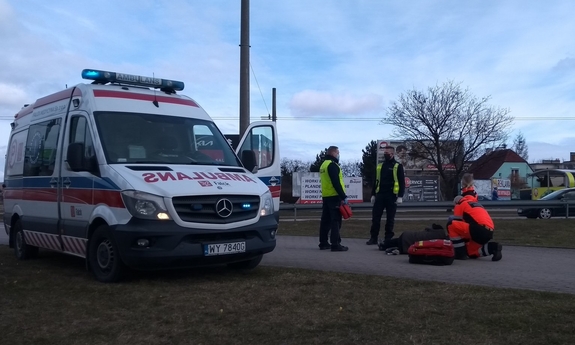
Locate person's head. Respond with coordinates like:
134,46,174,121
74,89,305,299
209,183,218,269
383,146,395,161
461,173,474,188
327,146,340,161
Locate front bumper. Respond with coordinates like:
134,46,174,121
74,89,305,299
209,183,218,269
109,216,277,270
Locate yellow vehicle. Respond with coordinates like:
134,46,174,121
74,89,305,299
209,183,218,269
522,169,575,200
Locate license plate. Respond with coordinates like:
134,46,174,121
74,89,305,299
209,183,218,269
204,241,246,256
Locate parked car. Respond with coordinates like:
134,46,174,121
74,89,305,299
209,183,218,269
517,187,575,219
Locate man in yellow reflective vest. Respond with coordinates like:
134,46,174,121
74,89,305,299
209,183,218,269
319,146,349,252
367,146,405,245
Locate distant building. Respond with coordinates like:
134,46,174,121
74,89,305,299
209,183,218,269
466,149,534,200
530,152,575,171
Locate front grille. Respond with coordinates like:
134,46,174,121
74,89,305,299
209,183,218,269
172,195,260,224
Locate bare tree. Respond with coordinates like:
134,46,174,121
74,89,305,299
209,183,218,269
280,158,310,179
340,160,361,177
512,132,529,162
382,80,514,198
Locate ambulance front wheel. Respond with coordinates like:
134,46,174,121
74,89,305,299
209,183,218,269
88,225,127,283
13,219,38,260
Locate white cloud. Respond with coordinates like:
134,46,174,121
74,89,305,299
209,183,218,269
289,90,383,116
0,83,27,109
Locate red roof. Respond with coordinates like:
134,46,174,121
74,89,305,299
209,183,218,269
467,149,527,179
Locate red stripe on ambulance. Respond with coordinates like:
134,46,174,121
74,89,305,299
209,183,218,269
24,231,61,251
15,88,82,119
93,90,199,107
268,185,281,198
62,236,87,257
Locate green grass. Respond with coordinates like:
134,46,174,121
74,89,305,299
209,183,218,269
1,246,575,345
278,218,575,248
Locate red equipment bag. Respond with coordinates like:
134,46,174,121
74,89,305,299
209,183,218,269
407,239,455,266
339,203,353,220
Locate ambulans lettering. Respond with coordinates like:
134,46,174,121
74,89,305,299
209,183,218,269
142,172,257,183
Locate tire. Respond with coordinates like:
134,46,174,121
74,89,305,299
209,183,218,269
227,254,263,270
13,219,38,260
87,225,127,283
538,208,552,219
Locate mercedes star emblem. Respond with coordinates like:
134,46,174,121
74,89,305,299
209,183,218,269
215,198,233,218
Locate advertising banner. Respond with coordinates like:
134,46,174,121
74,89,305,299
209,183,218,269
376,139,461,171
404,176,440,202
297,173,363,204
491,178,511,200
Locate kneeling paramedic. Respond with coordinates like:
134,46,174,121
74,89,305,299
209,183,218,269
447,195,503,261
367,146,405,245
318,146,349,252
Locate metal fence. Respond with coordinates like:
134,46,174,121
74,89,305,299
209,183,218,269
279,200,575,220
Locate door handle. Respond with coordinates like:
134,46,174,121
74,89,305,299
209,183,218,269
62,178,71,188
49,177,58,188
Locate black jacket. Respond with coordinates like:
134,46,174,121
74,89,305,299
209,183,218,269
371,158,405,197
324,155,347,200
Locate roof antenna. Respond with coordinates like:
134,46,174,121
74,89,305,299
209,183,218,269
152,72,159,108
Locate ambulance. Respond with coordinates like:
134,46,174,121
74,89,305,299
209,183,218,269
2,69,281,283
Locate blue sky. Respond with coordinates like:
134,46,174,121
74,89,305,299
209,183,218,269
1,0,575,179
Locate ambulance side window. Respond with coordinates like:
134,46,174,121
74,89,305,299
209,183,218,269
69,116,95,161
23,118,62,177
238,126,274,169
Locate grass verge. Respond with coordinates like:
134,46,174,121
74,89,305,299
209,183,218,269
278,219,575,248
1,246,575,345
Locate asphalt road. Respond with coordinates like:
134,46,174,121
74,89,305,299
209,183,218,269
3,227,574,294
262,236,575,295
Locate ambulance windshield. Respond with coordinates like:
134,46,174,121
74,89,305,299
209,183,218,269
93,112,242,166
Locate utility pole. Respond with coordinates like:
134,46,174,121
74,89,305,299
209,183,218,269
239,0,250,138
272,87,277,122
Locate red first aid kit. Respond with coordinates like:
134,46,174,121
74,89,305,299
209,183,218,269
339,203,353,220
407,239,455,266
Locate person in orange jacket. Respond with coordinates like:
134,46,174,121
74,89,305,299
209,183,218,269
447,195,502,261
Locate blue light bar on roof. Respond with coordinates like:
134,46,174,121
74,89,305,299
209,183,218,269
81,69,185,91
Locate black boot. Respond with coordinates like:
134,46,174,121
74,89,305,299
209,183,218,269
331,244,349,252
366,238,378,245
488,242,503,262
454,246,468,260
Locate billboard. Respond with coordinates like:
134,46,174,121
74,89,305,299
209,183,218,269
377,139,462,171
404,176,441,202
295,172,363,204
491,178,511,200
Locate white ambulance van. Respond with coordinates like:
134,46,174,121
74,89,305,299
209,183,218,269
2,69,281,282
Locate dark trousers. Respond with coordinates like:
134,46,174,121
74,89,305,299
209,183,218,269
370,193,398,240
319,196,342,245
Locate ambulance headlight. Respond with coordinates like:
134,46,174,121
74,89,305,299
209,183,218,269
259,190,274,217
121,191,170,220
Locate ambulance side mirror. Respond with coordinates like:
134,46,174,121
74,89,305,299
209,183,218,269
241,150,258,174
67,143,85,172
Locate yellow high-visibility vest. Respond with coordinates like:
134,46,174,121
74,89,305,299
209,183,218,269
319,160,346,197
375,162,399,195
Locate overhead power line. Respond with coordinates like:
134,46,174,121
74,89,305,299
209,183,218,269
1,116,574,122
